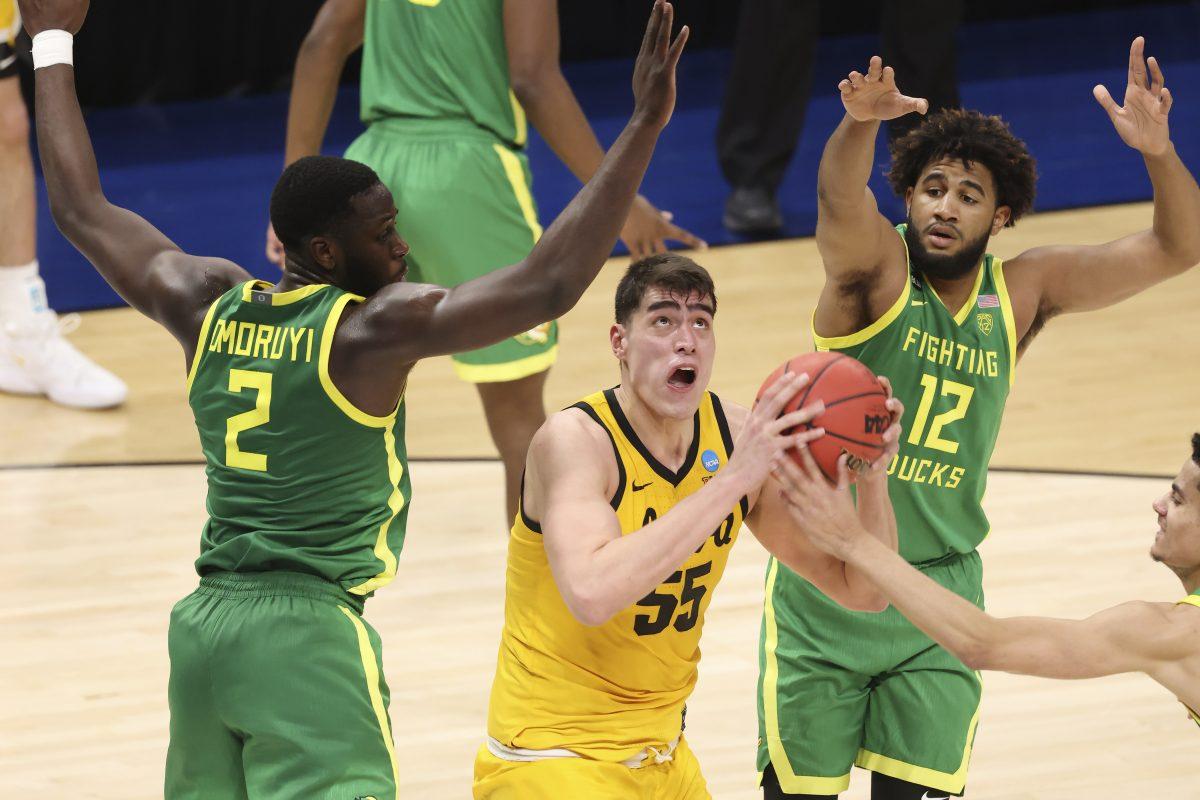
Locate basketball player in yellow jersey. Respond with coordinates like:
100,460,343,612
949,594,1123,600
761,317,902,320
475,253,905,799
778,430,1200,749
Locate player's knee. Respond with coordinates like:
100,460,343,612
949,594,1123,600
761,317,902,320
0,93,30,150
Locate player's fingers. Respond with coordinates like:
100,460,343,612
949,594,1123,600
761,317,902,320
666,222,706,250
838,79,852,95
866,55,882,81
886,396,904,423
774,400,824,434
876,375,893,399
1128,36,1145,88
793,427,825,449
758,371,807,416
667,24,689,66
656,2,673,56
1092,84,1120,120
881,65,896,88
835,453,851,490
661,210,674,222
848,70,864,86
1160,86,1173,114
904,95,929,115
792,436,825,485
1147,55,1165,94
640,0,663,56
650,238,667,255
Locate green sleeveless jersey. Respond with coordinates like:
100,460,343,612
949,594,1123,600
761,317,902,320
360,0,526,147
814,225,1016,563
186,280,411,597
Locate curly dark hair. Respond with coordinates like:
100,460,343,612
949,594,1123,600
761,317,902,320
887,108,1038,226
1192,433,1200,469
614,253,716,324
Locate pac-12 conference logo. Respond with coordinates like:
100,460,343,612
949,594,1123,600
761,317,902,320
701,449,720,472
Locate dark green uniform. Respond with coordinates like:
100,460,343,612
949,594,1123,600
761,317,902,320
758,226,1016,795
166,280,410,799
345,0,555,383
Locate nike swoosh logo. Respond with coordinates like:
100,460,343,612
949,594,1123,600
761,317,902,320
911,300,926,306
0,55,16,71
920,793,951,800
632,481,653,492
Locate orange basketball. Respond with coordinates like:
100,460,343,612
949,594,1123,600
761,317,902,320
755,351,890,483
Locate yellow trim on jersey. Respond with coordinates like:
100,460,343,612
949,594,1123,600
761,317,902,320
318,293,397,428
509,89,528,148
338,606,400,787
761,557,853,795
991,257,1018,387
348,423,404,596
492,143,543,244
240,280,330,306
854,671,982,795
452,345,558,384
1178,594,1200,609
925,256,987,327
813,227,912,352
186,293,223,397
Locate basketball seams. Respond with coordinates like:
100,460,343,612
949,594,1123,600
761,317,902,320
823,430,886,451
819,389,888,412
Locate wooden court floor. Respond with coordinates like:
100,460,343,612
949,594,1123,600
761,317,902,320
3,202,1199,797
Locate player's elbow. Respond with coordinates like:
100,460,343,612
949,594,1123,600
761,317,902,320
509,63,560,111
564,589,616,627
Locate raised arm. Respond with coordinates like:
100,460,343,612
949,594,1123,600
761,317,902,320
1006,37,1200,337
814,56,927,337
266,0,365,264
22,0,248,353
357,0,688,364
503,0,701,259
537,373,820,626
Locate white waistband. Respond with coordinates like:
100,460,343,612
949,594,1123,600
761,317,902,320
486,735,680,770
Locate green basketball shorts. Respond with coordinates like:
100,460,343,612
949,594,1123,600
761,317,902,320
757,550,984,796
345,118,557,384
165,571,398,800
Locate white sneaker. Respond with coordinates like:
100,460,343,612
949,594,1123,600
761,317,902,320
0,312,128,409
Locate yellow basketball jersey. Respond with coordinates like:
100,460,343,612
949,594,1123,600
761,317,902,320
486,388,747,761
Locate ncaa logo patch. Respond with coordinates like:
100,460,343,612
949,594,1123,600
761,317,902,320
975,312,994,335
701,449,720,472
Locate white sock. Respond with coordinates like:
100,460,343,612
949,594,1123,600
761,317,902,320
0,260,51,322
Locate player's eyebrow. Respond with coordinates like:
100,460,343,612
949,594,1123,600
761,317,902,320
647,300,682,313
959,178,987,196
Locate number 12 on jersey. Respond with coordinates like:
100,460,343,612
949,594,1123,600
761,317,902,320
907,373,974,454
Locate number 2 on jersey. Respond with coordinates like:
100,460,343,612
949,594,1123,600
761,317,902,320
225,369,272,472
906,373,974,454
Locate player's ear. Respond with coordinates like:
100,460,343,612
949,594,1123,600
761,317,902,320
904,186,914,216
308,236,339,274
610,323,627,358
990,204,1011,235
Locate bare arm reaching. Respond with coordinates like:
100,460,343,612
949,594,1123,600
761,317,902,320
1006,38,1200,343
746,389,904,612
351,1,688,366
813,56,927,339
21,0,250,357
266,0,365,264
536,373,821,626
503,0,703,259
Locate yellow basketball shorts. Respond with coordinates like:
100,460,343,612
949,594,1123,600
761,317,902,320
472,736,710,800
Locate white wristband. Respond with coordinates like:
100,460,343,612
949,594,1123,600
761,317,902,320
32,30,74,70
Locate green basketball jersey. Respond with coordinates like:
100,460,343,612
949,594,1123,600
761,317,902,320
814,225,1016,563
186,280,411,597
360,0,526,147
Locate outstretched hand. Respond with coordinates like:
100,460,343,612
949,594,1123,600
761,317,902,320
16,0,88,36
838,56,928,123
863,375,904,478
728,372,826,496
773,447,865,561
1093,36,1172,157
630,0,689,131
621,194,706,260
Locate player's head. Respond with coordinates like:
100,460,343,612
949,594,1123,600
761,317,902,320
888,109,1037,282
611,254,717,420
269,156,409,295
1150,433,1200,578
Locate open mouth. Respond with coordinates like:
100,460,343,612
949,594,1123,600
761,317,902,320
667,367,697,389
926,225,958,248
